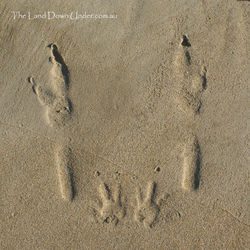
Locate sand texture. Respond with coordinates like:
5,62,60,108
0,0,249,249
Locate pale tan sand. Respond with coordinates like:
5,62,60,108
0,0,249,249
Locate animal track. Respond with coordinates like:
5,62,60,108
96,183,125,225
55,145,74,201
28,43,71,128
182,136,200,191
134,181,162,228
172,35,205,190
174,35,207,115
27,44,74,201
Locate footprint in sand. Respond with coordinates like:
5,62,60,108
173,35,207,115
27,44,74,201
28,43,72,128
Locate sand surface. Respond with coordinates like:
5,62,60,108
0,0,249,249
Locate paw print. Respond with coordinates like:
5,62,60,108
97,183,125,225
134,181,161,229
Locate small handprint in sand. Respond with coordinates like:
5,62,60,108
134,181,162,229
96,183,125,225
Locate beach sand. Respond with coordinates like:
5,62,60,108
0,0,249,249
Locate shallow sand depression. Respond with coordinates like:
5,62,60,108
0,0,249,249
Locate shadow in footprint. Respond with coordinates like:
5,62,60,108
194,142,201,190
181,35,191,47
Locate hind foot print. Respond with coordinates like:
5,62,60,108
173,36,207,115
27,43,71,128
96,183,125,225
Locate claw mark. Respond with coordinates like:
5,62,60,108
134,181,160,228
182,136,201,191
97,183,125,225
55,145,74,201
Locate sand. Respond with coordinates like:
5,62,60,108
0,0,249,249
